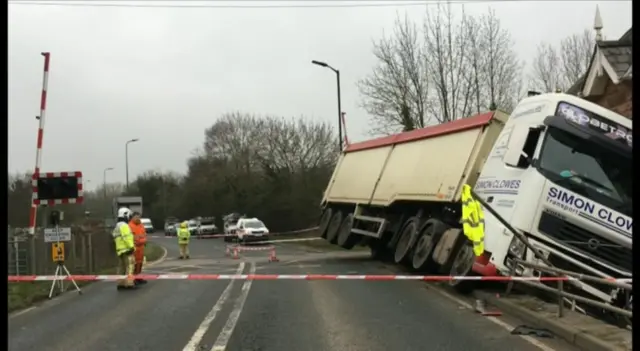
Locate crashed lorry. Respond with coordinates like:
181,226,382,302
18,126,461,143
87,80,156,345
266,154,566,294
317,93,631,311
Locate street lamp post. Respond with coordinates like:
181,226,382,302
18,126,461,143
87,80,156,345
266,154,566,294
311,60,343,150
125,138,139,190
103,167,114,199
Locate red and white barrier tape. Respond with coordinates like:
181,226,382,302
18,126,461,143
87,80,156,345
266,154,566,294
189,226,319,239
7,274,630,282
227,245,275,251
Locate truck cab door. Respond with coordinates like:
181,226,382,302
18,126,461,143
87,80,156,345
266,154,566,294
504,125,544,169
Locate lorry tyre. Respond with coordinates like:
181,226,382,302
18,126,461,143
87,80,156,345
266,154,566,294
442,236,476,294
411,219,449,271
336,213,358,249
393,217,419,264
325,211,343,244
318,208,333,238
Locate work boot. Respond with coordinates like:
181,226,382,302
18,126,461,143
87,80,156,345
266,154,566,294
134,279,148,285
186,255,190,259
179,256,184,260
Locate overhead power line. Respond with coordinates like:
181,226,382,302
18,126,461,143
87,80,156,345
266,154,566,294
8,0,531,10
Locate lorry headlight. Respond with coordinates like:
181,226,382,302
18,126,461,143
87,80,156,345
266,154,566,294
508,237,526,258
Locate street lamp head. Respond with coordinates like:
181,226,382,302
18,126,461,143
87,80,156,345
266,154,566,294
130,138,139,143
106,167,114,171
311,60,328,67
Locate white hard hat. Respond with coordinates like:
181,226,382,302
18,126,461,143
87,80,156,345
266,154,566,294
117,207,132,220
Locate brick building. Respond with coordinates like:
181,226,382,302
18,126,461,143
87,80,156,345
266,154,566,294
567,10,632,119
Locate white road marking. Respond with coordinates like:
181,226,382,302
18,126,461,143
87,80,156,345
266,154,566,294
210,262,256,351
181,262,245,351
430,286,557,351
9,306,36,318
145,245,168,267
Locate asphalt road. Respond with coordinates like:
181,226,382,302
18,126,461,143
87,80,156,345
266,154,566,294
9,235,578,351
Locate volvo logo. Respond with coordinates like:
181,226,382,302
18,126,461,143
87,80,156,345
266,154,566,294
587,238,601,250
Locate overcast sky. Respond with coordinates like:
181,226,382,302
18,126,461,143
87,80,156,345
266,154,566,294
8,0,632,190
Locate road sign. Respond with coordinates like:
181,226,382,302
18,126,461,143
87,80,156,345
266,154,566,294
44,227,72,243
32,171,84,206
51,242,65,262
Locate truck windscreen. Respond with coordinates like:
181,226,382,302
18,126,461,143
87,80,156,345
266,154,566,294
556,101,632,148
538,126,632,217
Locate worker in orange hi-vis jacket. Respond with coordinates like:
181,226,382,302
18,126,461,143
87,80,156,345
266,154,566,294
128,212,148,285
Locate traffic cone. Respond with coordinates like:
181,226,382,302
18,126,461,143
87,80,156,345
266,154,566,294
232,247,239,260
268,247,279,262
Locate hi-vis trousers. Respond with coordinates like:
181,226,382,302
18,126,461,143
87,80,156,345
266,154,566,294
134,246,145,274
179,243,190,258
117,253,136,287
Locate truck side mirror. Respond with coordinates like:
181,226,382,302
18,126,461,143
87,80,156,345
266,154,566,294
504,126,543,168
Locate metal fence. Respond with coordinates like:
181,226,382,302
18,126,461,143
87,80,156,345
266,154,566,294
470,189,633,329
8,225,118,276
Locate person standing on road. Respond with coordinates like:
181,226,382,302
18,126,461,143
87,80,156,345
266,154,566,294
113,208,137,290
177,221,191,259
128,212,148,285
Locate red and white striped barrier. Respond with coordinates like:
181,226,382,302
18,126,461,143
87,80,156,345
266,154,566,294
225,245,279,262
27,52,51,235
192,227,319,239
227,245,275,251
7,274,630,282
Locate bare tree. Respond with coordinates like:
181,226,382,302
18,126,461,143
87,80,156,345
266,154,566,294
478,8,523,112
257,116,337,173
422,3,469,123
357,13,429,135
529,29,594,92
460,14,485,116
560,29,595,85
177,112,337,230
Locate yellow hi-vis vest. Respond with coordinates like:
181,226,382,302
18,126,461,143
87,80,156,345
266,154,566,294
177,228,191,244
112,222,135,256
461,184,485,256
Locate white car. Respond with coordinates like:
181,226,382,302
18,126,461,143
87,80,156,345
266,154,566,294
187,219,200,235
236,218,270,243
197,217,218,236
141,218,154,233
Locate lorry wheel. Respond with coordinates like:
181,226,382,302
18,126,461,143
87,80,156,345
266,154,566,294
394,218,419,264
318,208,333,238
336,213,358,249
325,211,343,244
411,219,449,272
442,237,476,294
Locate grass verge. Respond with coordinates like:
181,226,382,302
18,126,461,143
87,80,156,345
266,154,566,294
8,241,165,313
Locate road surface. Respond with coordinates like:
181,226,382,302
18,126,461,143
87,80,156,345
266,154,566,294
9,235,578,351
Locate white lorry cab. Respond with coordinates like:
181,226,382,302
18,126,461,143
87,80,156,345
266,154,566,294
477,93,631,305
317,92,631,310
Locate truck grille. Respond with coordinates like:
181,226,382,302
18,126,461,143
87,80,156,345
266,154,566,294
537,211,632,272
